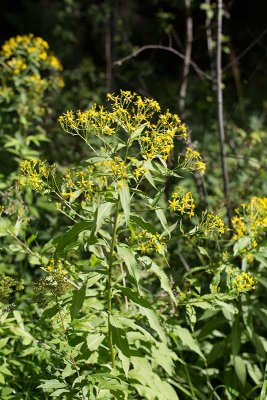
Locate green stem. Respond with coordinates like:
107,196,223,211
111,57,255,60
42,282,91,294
107,201,120,369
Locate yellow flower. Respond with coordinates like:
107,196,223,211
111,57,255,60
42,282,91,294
232,272,256,292
169,188,195,217
200,211,226,235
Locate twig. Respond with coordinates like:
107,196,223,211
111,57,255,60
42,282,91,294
179,0,193,117
223,27,267,71
114,44,213,81
105,12,113,92
204,0,216,88
216,0,232,228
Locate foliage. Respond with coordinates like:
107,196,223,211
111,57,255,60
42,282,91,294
0,18,266,400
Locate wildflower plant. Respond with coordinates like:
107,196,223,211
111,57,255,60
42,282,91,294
0,34,63,163
17,91,241,399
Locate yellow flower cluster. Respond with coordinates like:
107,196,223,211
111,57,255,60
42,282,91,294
133,164,148,180
1,34,62,74
169,188,195,217
25,74,47,92
58,91,187,161
232,271,256,292
45,258,65,276
200,211,226,235
232,196,267,241
19,159,55,191
183,147,206,173
135,231,164,254
102,157,128,179
61,168,96,202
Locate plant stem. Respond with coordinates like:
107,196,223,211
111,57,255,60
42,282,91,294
107,201,119,369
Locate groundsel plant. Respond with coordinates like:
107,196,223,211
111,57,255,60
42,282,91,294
0,34,63,163
18,91,249,399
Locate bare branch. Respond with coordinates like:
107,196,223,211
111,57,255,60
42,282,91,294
114,44,213,81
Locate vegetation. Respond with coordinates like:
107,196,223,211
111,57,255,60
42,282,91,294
0,1,267,399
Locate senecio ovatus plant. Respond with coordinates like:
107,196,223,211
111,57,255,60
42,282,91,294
18,91,254,399
0,34,63,162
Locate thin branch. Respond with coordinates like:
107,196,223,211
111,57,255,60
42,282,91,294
105,12,113,92
216,0,232,227
114,44,213,81
223,26,267,71
204,0,216,87
179,0,193,116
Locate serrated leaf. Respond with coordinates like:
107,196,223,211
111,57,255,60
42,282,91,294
151,342,176,375
118,286,166,342
144,258,176,303
174,326,204,359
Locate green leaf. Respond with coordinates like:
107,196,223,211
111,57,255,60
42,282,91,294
70,283,86,320
141,257,176,303
117,245,140,284
0,373,5,385
94,202,113,234
260,363,267,400
155,208,170,236
215,300,238,314
86,333,105,351
0,365,12,376
233,236,250,256
55,220,92,255
140,307,166,343
117,286,166,342
151,342,176,375
234,355,247,385
174,326,204,359
130,357,178,400
144,171,157,189
130,214,157,234
39,304,60,325
0,218,13,237
50,389,69,397
247,362,262,385
118,183,130,224
131,123,146,140
0,338,9,349
38,380,66,390
112,326,130,357
232,318,241,356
